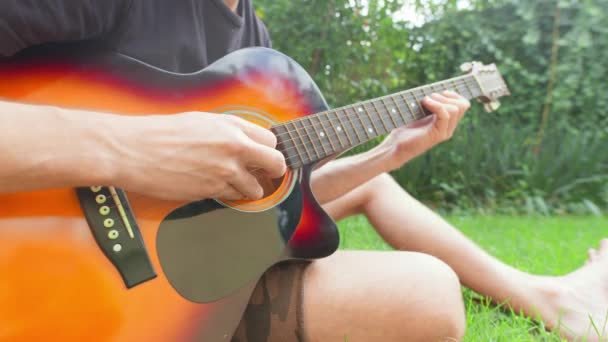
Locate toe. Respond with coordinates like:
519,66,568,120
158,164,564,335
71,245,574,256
588,248,598,262
599,239,608,254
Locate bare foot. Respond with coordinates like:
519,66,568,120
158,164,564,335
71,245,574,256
538,239,608,341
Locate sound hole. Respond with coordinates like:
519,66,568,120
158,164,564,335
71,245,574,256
251,169,285,198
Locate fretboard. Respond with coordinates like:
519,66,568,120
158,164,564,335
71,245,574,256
272,74,482,169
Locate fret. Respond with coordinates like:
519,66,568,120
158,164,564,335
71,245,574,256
283,122,306,165
318,116,334,155
418,86,429,98
468,77,481,98
411,89,426,119
383,96,401,127
298,118,321,160
361,102,381,137
308,115,330,156
400,92,418,122
418,88,433,117
344,108,364,143
319,112,338,152
336,110,355,147
435,81,448,93
368,101,388,134
462,78,474,99
353,105,373,139
455,79,468,98
308,116,331,156
376,98,395,132
450,78,460,95
326,111,346,149
410,91,423,119
272,126,291,165
287,121,312,164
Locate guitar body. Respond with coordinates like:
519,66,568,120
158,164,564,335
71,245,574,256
0,48,339,341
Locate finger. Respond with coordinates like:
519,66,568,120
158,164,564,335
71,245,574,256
442,91,471,113
433,93,469,111
229,168,265,200
422,96,450,138
431,94,461,135
430,93,463,109
227,116,277,148
443,90,464,99
430,93,462,134
219,184,247,201
244,139,287,178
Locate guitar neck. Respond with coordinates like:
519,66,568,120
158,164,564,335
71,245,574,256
273,74,483,169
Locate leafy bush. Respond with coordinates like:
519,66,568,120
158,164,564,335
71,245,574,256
256,0,608,213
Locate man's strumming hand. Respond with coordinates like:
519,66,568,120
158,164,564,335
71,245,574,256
114,113,287,201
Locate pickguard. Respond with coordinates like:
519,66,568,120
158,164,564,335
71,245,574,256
157,185,303,303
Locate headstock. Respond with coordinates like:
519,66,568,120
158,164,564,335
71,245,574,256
460,62,510,112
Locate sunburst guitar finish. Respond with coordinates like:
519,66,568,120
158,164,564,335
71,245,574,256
0,48,339,341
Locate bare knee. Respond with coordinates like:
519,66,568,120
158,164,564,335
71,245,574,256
399,253,465,341
302,251,464,342
358,173,399,207
366,173,398,192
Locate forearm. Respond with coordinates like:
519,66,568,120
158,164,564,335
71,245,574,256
0,100,126,192
311,143,411,205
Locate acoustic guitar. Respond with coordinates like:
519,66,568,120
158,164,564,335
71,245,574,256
0,47,509,341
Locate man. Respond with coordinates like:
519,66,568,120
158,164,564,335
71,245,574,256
1,1,606,341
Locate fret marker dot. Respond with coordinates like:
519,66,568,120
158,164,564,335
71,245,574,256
358,107,363,112
411,102,417,108
337,126,342,132
391,108,397,113
368,127,374,133
319,131,325,138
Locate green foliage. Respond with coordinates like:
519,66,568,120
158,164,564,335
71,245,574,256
256,0,608,213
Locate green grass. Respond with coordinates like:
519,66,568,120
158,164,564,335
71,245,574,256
337,215,608,341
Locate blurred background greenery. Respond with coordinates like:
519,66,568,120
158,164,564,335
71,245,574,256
256,0,608,215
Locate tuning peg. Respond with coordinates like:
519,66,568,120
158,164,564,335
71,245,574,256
483,101,501,112
460,62,473,73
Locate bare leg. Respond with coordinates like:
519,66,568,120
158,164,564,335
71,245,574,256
321,173,608,340
301,250,465,342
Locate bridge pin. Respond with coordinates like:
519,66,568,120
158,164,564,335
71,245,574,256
104,218,115,228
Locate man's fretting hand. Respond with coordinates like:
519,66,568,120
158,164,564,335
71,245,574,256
375,91,470,171
114,113,286,201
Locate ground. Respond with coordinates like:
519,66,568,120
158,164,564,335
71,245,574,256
338,215,608,341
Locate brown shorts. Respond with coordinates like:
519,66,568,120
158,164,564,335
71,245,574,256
231,261,310,342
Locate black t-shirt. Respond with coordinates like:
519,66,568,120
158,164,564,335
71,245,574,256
0,0,272,72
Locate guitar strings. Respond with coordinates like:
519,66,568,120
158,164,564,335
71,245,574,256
271,79,480,158
271,77,477,141
271,75,476,130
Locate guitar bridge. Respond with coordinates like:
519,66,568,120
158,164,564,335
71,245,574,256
76,186,156,288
